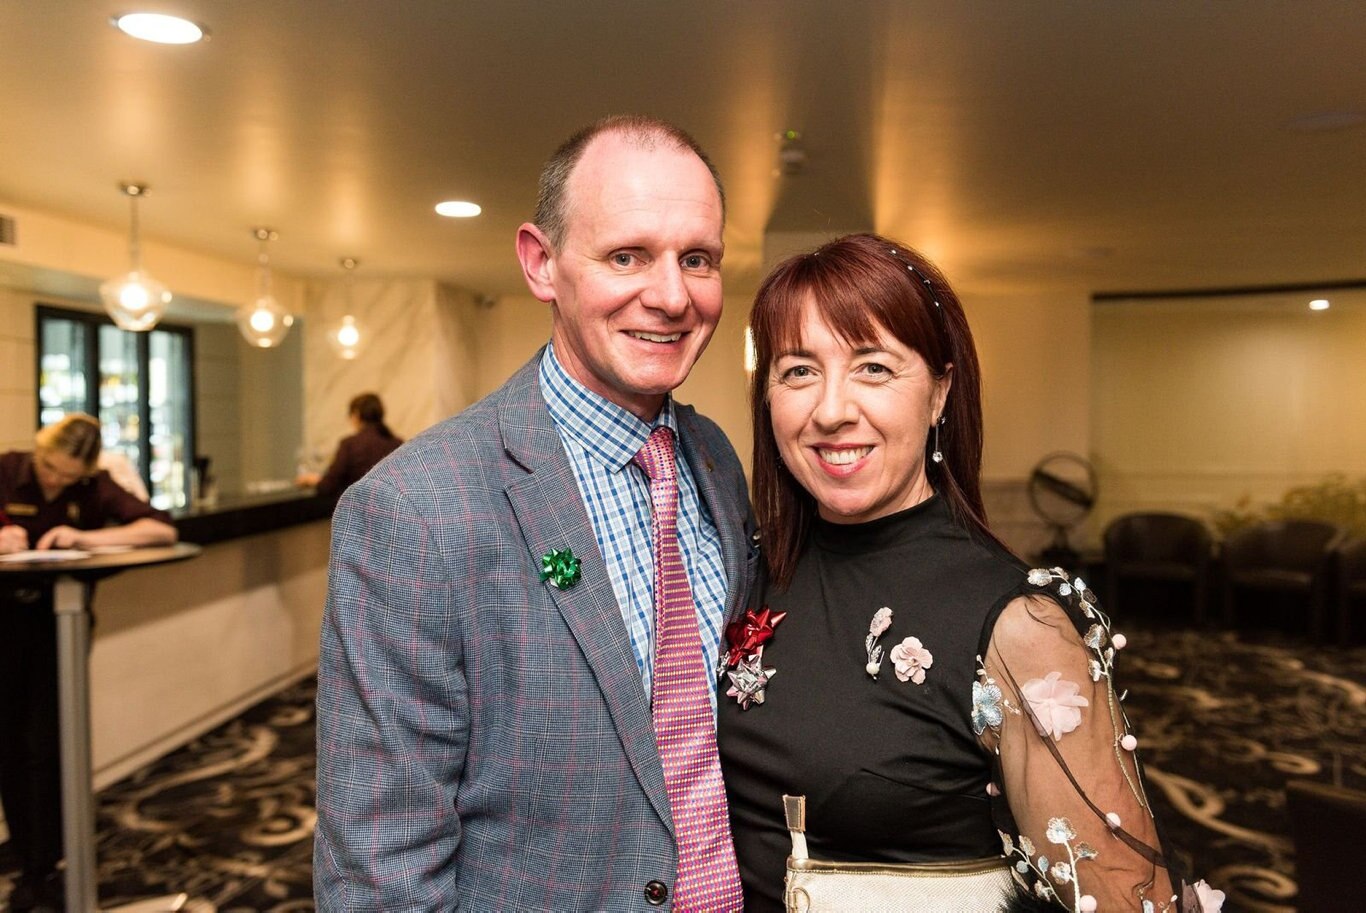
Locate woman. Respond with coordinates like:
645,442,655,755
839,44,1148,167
716,235,1221,912
296,392,402,498
0,414,177,912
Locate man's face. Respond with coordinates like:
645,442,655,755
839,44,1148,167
542,133,725,421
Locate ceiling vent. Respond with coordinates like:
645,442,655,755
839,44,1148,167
0,214,14,246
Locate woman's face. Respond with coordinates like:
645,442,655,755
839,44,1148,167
34,447,89,494
767,296,951,525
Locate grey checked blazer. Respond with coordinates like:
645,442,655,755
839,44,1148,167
314,351,757,911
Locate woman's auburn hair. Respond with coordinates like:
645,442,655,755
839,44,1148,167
748,232,1013,589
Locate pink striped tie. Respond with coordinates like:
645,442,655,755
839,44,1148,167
634,426,744,912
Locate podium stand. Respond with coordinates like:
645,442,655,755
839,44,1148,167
2,544,201,913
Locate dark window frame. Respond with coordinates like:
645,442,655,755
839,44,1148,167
34,303,198,498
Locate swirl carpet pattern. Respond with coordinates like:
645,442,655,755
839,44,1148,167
0,629,1360,911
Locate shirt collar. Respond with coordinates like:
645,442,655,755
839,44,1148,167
540,342,678,473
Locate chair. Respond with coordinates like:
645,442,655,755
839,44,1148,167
1335,537,1366,646
1284,780,1366,909
1220,519,1341,641
1101,512,1213,624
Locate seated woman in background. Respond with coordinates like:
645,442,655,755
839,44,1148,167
296,392,402,498
0,413,177,912
716,234,1222,911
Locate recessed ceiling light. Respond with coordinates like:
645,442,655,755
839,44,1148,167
112,12,207,45
435,201,481,218
1309,298,1330,311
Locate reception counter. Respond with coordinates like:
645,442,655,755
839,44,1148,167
172,489,336,545
86,490,334,788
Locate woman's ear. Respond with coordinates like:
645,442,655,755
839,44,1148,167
934,363,954,422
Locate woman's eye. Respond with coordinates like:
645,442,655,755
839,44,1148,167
783,365,813,380
861,362,891,376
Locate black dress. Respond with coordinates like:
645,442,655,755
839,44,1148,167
717,495,1181,912
717,495,1024,910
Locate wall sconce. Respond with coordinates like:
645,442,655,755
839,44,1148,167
99,183,171,331
327,256,365,360
236,228,294,348
744,325,757,374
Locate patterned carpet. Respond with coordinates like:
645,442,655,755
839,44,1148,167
1121,625,1365,913
1,625,1361,912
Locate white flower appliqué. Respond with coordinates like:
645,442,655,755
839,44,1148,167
1021,671,1089,741
889,636,933,685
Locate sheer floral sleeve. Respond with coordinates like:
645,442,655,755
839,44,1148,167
974,569,1205,912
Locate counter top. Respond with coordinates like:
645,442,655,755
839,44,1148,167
0,542,201,576
172,489,335,545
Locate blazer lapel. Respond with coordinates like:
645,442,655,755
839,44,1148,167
499,358,673,833
677,410,751,625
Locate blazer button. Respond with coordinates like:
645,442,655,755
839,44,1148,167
644,880,669,905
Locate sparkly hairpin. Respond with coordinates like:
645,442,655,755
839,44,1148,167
887,246,950,342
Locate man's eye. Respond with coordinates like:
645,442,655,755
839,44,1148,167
682,254,710,270
611,252,637,267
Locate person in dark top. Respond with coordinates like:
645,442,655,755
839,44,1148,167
0,414,177,912
296,392,402,498
716,235,1223,912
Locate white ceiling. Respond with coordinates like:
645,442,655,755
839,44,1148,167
2,1,1363,302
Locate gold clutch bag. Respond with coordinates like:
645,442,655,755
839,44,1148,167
782,795,1018,913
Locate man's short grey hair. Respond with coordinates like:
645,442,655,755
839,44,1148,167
533,114,726,251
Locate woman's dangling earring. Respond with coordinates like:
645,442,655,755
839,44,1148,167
931,416,945,464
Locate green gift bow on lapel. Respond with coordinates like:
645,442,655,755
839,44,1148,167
540,548,582,590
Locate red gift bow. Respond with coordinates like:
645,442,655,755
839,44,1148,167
724,607,788,668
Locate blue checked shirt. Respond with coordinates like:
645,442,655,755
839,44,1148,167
540,344,729,711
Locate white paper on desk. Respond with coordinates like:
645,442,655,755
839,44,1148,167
0,549,92,563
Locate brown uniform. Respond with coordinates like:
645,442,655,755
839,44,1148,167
0,451,171,894
314,424,402,498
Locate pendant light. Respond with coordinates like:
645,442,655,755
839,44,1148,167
236,228,295,348
99,183,172,331
326,257,366,360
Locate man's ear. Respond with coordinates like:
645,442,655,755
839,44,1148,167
515,223,558,303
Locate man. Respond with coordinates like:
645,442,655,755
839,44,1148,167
314,115,757,911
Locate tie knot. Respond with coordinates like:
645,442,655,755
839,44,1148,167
633,425,677,482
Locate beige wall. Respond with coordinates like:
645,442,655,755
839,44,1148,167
1091,299,1366,536
468,293,551,399
0,198,302,314
238,321,305,488
970,290,1092,479
194,324,245,495
968,289,1093,553
0,286,37,453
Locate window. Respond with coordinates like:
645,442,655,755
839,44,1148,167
36,305,196,510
